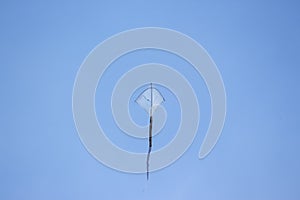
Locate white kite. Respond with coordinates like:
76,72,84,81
136,83,164,180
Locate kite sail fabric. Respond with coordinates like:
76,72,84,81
136,86,164,115
135,83,164,180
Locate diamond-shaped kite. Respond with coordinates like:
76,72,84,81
136,83,164,180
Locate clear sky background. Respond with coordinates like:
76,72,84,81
1,0,300,199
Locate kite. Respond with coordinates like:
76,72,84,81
136,83,164,180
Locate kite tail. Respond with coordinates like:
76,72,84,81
147,116,153,180
147,146,151,180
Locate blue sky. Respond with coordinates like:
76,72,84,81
1,0,300,199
